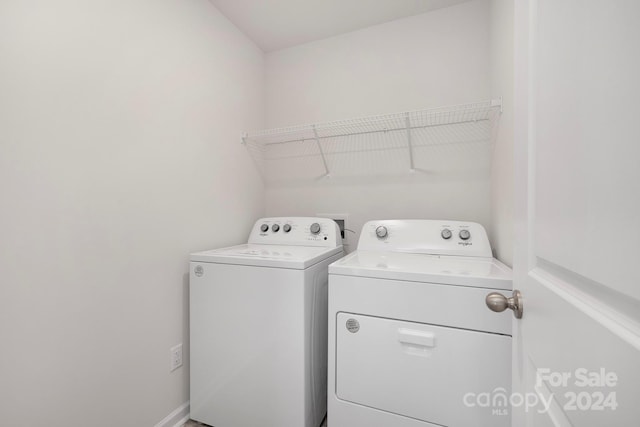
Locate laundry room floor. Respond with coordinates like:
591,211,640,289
183,418,328,426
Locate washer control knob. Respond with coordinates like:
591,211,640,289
375,226,388,239
310,223,321,235
441,229,452,240
283,224,292,233
260,224,269,232
459,229,471,240
272,224,280,232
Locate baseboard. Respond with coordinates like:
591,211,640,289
154,401,190,427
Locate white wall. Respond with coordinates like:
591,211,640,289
489,0,514,265
263,0,492,251
0,1,264,426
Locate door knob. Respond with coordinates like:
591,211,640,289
485,290,523,319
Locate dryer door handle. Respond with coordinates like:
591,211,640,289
397,328,435,347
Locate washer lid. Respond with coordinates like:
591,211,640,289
329,251,512,290
191,244,343,269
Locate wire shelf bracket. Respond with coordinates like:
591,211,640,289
312,124,330,178
405,112,415,172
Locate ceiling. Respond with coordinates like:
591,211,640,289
209,0,473,52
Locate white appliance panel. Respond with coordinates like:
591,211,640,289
329,274,511,335
358,220,492,257
191,243,342,269
335,313,511,427
190,252,343,427
330,251,512,290
190,263,305,426
248,217,341,248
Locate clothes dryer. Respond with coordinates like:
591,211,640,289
328,220,512,427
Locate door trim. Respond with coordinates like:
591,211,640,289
530,263,640,351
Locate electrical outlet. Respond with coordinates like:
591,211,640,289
170,343,183,372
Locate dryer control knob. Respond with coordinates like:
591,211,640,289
283,224,292,233
376,226,388,239
272,224,280,232
441,229,452,239
260,224,269,232
310,223,321,234
459,229,471,240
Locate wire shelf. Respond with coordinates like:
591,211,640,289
242,99,502,183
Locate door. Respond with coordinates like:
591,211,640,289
512,1,640,426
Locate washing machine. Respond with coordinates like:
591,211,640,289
328,220,512,427
189,217,343,427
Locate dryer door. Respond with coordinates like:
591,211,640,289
335,312,511,427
